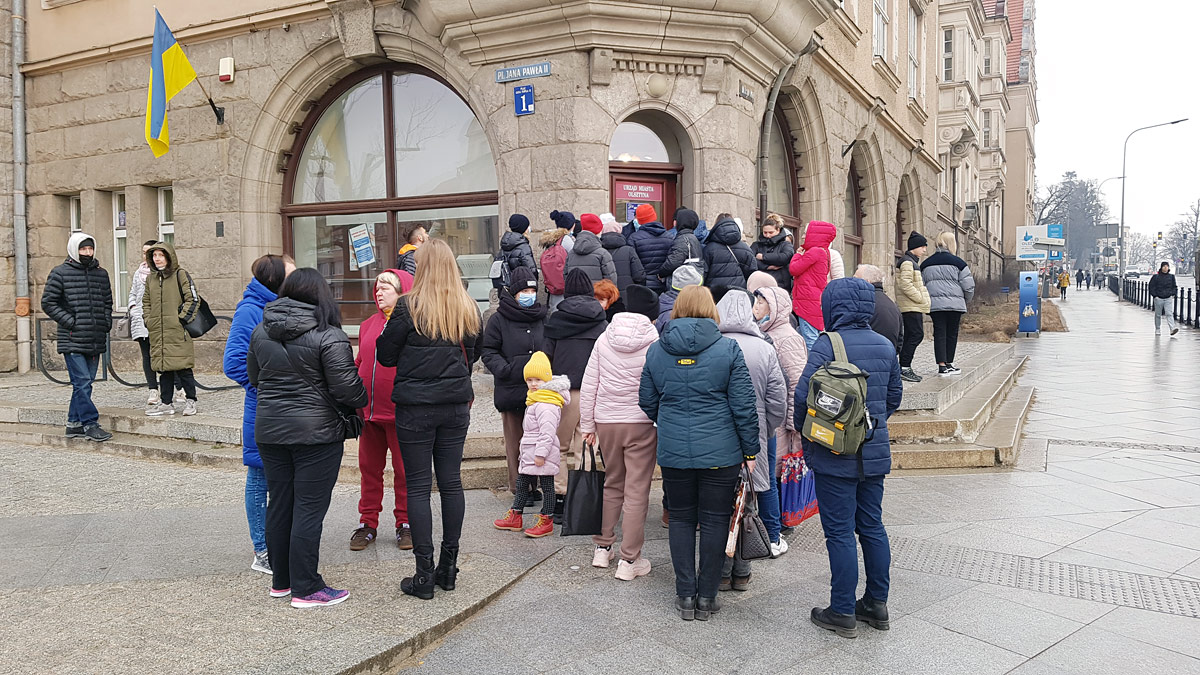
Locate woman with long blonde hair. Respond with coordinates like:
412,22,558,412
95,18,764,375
377,239,483,600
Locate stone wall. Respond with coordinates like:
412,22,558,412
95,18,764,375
0,1,15,371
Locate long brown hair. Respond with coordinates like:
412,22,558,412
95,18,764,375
406,239,480,342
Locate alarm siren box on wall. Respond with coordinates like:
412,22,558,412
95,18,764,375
219,57,235,83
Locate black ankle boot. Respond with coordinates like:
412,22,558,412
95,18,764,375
401,552,435,600
811,606,858,638
434,544,459,592
675,595,696,621
695,596,722,621
855,595,890,630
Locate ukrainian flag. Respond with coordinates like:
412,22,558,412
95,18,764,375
145,9,196,158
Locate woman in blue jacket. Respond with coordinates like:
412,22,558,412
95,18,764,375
639,285,759,622
795,278,903,639
223,254,293,575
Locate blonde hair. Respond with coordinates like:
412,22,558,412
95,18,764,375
762,212,785,231
935,231,957,254
671,285,720,323
407,239,480,342
376,271,403,294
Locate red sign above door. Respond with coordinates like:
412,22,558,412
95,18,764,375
614,182,662,201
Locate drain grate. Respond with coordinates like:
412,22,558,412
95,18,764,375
792,532,1200,618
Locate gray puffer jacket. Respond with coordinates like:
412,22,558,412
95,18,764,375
920,247,976,313
716,291,787,492
565,231,617,284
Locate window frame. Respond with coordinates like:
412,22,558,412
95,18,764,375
873,0,890,59
982,109,992,148
983,38,992,75
157,186,174,245
112,191,128,311
908,5,921,99
942,28,954,82
69,195,81,233
844,160,866,269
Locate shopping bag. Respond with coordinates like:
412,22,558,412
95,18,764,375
560,441,604,536
779,450,819,527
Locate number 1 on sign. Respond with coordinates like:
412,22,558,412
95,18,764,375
514,85,534,117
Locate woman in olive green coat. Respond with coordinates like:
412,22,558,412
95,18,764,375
143,241,200,416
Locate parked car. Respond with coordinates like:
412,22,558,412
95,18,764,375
1124,271,1140,279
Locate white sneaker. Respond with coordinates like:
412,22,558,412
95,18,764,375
146,392,160,407
182,400,197,416
592,546,615,569
614,557,651,581
1156,330,1162,336
145,402,175,416
770,538,790,558
251,551,272,574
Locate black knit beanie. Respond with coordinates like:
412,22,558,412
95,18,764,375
508,214,530,234
907,231,928,251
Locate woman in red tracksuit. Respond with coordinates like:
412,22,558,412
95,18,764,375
350,269,414,552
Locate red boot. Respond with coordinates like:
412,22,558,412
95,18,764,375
494,509,524,531
524,514,554,538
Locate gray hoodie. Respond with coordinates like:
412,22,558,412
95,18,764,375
717,291,787,492
565,230,617,283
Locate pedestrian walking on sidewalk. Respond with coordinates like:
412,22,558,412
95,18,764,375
1076,269,1084,290
481,267,547,497
248,268,368,608
143,242,200,417
1057,270,1070,299
127,240,160,407
798,278,903,639
493,352,569,538
921,232,976,376
895,232,930,383
224,253,295,576
579,284,660,581
377,240,483,600
1085,270,1092,290
639,285,759,622
351,269,415,553
1149,261,1180,336
41,232,113,442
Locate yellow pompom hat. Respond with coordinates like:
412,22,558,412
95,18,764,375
523,351,553,382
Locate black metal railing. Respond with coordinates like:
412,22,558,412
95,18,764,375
1118,278,1200,329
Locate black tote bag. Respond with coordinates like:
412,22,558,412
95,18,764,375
560,440,605,536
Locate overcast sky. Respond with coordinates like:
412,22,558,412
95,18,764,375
1036,2,1199,236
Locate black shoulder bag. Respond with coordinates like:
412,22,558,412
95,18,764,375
280,341,365,439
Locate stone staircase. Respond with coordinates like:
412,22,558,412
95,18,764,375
888,343,1034,470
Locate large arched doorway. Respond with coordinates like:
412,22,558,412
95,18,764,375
281,65,499,324
608,111,690,226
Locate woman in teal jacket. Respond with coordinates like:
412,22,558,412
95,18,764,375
639,285,759,622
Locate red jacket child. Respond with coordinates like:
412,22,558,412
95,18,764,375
788,220,837,330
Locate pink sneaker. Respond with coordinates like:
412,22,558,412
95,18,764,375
290,586,349,608
614,557,651,581
592,547,615,568
269,587,291,598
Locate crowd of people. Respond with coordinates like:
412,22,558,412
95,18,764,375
43,206,979,635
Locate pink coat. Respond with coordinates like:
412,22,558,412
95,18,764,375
520,375,572,476
758,286,809,431
578,313,659,433
788,221,837,329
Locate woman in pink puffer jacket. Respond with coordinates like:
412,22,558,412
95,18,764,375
754,286,810,461
579,286,661,582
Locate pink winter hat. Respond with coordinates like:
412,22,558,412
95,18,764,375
747,271,779,293
599,213,622,234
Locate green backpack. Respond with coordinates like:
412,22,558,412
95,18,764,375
800,332,874,456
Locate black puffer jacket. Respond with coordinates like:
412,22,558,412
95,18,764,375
566,231,617,283
752,232,795,290
481,293,547,412
377,296,484,406
543,295,608,389
1148,271,1178,299
702,218,755,289
41,235,113,356
659,210,706,282
499,231,538,279
627,221,674,291
247,297,368,445
601,232,646,294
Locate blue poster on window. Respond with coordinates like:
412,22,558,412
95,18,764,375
1018,271,1040,334
625,203,641,223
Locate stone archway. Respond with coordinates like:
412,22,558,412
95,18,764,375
846,134,889,269
777,77,832,224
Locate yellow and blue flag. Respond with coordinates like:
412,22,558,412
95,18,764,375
145,9,196,157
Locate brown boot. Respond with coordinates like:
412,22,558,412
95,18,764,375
396,525,413,551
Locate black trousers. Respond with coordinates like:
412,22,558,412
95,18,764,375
395,403,471,559
159,368,197,403
930,311,963,364
135,337,157,390
661,465,740,599
259,440,343,597
512,474,555,515
898,312,925,368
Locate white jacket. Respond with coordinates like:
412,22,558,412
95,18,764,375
127,262,152,339
828,248,845,281
579,312,659,432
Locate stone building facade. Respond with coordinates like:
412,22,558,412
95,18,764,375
998,0,1038,269
0,0,981,371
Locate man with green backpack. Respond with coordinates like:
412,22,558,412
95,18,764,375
795,277,903,639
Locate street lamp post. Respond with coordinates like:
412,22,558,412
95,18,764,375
1119,119,1188,300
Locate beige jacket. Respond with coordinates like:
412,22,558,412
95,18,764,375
895,253,931,314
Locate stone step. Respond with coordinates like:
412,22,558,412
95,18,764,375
889,356,1027,444
889,384,1036,470
898,343,1016,414
974,385,1035,466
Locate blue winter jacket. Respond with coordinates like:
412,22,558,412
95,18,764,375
794,278,903,478
223,278,277,468
626,221,675,291
639,318,760,469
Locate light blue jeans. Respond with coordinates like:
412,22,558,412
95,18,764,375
245,465,268,553
796,316,820,349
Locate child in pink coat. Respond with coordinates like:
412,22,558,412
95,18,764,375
493,351,572,538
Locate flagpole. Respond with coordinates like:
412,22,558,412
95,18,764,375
191,75,225,126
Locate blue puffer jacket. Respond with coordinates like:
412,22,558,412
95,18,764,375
639,317,759,469
223,278,277,468
794,278,903,478
627,221,675,291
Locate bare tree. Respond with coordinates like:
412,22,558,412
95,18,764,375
1163,199,1200,275
1126,232,1154,272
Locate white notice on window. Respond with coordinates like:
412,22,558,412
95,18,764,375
349,224,376,270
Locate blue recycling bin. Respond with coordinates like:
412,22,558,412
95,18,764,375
1018,272,1040,334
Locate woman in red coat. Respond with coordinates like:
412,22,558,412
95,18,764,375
350,269,414,552
788,220,837,348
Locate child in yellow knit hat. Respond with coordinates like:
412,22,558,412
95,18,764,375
493,351,571,538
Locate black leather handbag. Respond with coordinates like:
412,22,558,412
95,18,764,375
738,464,773,561
281,342,364,440
176,272,217,338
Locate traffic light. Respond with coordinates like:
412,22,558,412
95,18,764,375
1158,231,1163,241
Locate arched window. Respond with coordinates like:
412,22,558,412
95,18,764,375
844,160,866,272
283,66,499,324
766,112,802,232
610,122,671,163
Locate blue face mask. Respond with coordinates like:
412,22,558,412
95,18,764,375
517,293,537,307
757,315,770,327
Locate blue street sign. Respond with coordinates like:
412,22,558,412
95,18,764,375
1018,272,1040,334
1046,223,1064,240
513,85,534,116
495,61,552,83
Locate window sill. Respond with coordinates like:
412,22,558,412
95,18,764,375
830,7,863,44
873,57,902,91
907,97,928,124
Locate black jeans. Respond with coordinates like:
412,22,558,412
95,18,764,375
135,337,157,390
395,403,471,558
159,368,197,403
898,312,924,368
661,465,740,599
930,311,962,364
259,441,343,597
